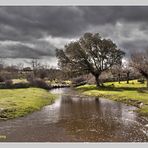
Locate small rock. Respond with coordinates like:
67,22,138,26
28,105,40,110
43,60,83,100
139,103,144,108
0,108,4,113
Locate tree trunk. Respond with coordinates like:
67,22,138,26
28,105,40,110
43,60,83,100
118,74,121,84
127,72,130,84
95,75,100,88
147,78,148,88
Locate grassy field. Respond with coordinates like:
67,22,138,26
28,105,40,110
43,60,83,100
0,88,56,120
76,80,148,117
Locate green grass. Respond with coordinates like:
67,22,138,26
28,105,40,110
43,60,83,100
0,88,56,120
76,80,148,117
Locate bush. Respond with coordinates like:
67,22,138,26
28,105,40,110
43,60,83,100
26,74,34,82
72,77,87,86
13,82,30,88
29,78,51,90
61,81,66,85
0,74,12,83
137,79,145,84
5,80,13,88
0,81,30,89
0,76,5,82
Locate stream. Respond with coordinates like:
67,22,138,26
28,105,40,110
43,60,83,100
0,88,148,142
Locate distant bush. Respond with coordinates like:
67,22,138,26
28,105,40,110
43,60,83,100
72,77,87,87
0,73,12,83
61,81,66,85
0,76,5,82
137,79,145,84
26,74,34,82
0,80,30,89
13,82,30,88
5,80,13,88
29,78,51,90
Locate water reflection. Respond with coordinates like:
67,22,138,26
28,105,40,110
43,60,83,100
51,88,148,142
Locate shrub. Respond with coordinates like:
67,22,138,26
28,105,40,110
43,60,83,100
5,80,13,88
0,80,30,89
0,75,5,82
13,82,30,88
29,78,51,90
137,79,145,84
61,81,66,85
0,74,12,83
26,74,34,82
72,77,87,86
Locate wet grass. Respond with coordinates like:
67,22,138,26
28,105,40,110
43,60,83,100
76,80,148,117
0,88,56,120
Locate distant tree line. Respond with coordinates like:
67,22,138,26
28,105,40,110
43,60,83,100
0,32,148,89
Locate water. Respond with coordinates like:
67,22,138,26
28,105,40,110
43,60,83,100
0,88,147,142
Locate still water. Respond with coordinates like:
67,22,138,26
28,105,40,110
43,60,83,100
0,88,147,142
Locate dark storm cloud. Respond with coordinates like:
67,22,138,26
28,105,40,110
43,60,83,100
0,40,56,58
121,40,148,54
0,6,148,59
0,6,86,40
82,6,148,25
1,6,148,40
0,44,45,58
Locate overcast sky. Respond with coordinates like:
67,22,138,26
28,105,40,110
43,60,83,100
0,6,148,67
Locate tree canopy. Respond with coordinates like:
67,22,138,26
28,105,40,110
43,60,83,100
56,33,125,87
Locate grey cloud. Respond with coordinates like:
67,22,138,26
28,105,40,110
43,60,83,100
0,41,55,58
120,40,148,53
87,21,148,54
0,6,148,60
81,6,148,26
1,6,148,41
0,6,86,41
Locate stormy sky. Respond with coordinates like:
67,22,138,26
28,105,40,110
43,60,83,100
0,6,148,67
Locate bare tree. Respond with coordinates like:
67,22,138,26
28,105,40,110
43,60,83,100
26,58,41,77
130,50,148,88
16,63,24,71
30,59,41,70
56,33,125,87
111,63,123,84
122,61,132,84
